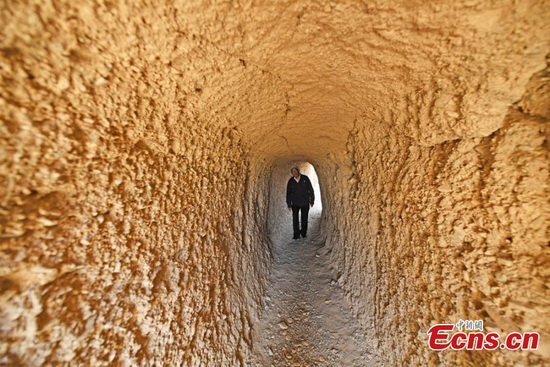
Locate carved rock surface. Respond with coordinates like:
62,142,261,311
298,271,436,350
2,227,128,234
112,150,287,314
1,1,548,366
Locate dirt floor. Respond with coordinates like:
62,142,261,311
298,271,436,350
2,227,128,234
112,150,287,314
249,210,379,366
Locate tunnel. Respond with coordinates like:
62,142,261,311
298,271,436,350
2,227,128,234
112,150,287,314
1,1,549,366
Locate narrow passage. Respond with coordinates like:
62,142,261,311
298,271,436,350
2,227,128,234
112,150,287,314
250,211,378,366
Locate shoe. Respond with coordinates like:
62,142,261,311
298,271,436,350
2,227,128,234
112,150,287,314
301,234,307,238
293,236,300,240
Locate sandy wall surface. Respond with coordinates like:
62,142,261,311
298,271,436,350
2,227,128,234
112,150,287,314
1,0,549,366
321,64,549,365
0,1,276,365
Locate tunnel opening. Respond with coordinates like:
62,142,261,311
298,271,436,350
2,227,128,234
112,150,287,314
254,159,377,365
267,160,323,247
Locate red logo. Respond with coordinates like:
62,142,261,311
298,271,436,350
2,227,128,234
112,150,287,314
427,320,539,351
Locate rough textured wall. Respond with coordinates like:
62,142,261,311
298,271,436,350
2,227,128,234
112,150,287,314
324,64,550,366
0,1,277,365
1,0,549,366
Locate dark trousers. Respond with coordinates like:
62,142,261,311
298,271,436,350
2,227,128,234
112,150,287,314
292,205,310,237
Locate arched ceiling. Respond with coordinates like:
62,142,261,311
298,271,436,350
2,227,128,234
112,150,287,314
173,0,548,162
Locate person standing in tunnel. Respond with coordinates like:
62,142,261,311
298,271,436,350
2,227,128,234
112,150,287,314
286,166,315,240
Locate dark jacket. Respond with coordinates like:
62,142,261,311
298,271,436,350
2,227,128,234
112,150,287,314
286,174,315,207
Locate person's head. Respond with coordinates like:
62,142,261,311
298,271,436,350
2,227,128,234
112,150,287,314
291,166,300,178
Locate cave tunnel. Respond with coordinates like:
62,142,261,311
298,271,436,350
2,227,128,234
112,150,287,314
1,1,549,366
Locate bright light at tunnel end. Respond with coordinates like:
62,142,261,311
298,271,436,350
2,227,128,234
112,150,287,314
290,161,322,212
